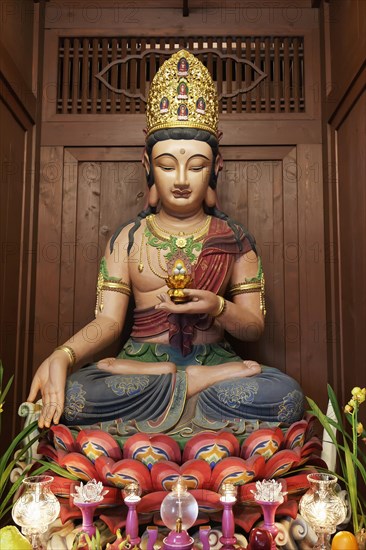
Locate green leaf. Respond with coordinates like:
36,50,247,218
349,453,366,485
37,460,79,481
344,444,359,533
0,429,41,495
0,421,39,479
306,397,339,446
306,396,347,474
327,384,347,434
0,374,14,404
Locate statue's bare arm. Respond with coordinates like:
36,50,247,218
27,226,132,428
220,249,265,341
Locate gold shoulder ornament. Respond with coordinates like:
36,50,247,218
95,257,131,317
228,257,266,317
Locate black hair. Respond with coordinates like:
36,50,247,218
110,128,254,254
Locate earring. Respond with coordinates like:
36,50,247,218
205,187,217,208
148,185,159,207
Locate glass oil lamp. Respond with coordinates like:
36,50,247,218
299,473,347,550
122,481,142,547
160,476,198,550
219,482,238,550
12,475,60,549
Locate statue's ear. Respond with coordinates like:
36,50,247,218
205,187,217,208
142,148,150,175
148,184,159,207
214,152,224,175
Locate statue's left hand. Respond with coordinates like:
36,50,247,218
155,289,222,316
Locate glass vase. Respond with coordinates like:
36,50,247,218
12,475,60,549
299,473,347,550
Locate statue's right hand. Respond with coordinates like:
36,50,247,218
27,352,69,428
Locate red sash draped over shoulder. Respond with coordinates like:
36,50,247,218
131,217,255,355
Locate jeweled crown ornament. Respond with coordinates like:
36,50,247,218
146,49,218,136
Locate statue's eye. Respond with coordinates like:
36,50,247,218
159,165,175,171
189,165,204,172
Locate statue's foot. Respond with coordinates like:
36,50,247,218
186,361,261,398
97,358,177,375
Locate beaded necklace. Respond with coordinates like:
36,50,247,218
138,214,210,278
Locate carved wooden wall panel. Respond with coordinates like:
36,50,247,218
0,6,40,442
323,0,366,413
56,36,304,115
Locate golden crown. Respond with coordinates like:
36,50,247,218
146,49,218,137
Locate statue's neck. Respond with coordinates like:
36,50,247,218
156,208,207,233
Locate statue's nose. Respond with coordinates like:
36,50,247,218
174,168,189,188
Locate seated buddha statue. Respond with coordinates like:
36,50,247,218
27,50,305,434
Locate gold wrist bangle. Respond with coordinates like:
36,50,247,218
55,345,76,367
212,296,226,318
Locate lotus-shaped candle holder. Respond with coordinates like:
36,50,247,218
71,479,108,503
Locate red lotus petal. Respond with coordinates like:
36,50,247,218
284,472,311,496
95,456,152,492
241,427,284,460
210,455,263,492
99,506,127,535
150,459,212,491
300,437,323,457
234,504,262,532
263,449,301,478
76,429,123,463
59,452,99,481
284,420,308,449
59,498,82,523
123,433,181,468
50,475,75,498
183,431,239,465
277,499,298,519
36,441,60,462
50,424,77,452
191,489,221,512
138,491,166,514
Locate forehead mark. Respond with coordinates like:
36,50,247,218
180,148,186,155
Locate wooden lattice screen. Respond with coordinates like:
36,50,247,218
57,36,305,115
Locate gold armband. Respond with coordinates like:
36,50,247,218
55,345,76,367
212,296,227,318
95,257,131,316
229,281,262,295
228,257,266,317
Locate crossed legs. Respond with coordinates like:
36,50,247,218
97,358,261,399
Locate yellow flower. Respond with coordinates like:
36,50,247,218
357,388,366,403
357,422,364,436
344,404,353,414
0,402,3,413
351,387,366,403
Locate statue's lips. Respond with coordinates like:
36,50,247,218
172,190,191,198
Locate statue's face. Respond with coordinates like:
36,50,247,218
151,139,213,216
